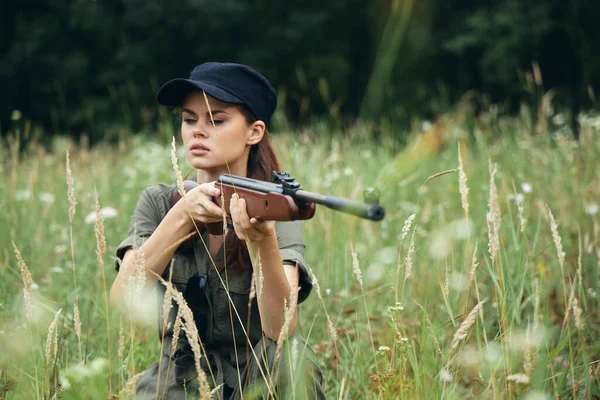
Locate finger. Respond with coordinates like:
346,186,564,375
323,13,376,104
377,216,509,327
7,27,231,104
198,182,220,198
250,218,271,234
229,194,239,220
201,198,225,217
237,198,253,231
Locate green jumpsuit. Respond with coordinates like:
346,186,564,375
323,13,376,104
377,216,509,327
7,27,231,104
115,184,327,399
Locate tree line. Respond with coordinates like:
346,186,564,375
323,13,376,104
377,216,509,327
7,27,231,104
1,0,598,141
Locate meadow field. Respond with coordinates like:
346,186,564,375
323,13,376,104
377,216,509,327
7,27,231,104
1,110,599,399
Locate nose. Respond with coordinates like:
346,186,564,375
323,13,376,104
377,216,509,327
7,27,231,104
192,126,208,138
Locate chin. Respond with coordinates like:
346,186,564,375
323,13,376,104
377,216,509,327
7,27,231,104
189,159,225,172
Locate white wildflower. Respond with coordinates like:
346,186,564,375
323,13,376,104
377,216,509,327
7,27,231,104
440,368,453,383
85,207,118,224
585,202,599,216
506,373,530,384
39,192,55,204
15,190,32,200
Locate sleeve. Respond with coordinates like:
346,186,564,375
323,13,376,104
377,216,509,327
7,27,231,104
114,186,166,271
275,220,314,304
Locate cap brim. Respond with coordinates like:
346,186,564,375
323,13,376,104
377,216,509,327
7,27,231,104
156,78,245,107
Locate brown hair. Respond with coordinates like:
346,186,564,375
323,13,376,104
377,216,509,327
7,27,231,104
223,107,281,272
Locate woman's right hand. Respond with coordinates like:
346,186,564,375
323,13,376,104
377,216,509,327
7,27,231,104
172,182,225,228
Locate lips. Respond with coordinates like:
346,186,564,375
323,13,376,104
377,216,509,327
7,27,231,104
190,143,210,151
190,143,210,156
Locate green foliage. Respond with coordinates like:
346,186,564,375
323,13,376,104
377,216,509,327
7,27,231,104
1,110,600,397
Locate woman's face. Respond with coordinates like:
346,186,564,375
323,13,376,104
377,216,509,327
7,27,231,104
180,91,263,173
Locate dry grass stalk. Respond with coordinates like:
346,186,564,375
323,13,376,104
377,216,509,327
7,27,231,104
94,191,106,265
171,137,185,197
161,259,176,330
487,161,501,262
256,252,264,299
515,192,526,233
12,241,33,321
414,300,442,359
546,205,566,270
119,372,145,398
94,189,113,393
128,249,147,297
457,142,469,215
171,307,183,354
118,318,125,359
351,245,363,289
404,230,415,281
534,278,542,328
400,214,416,244
444,262,450,295
423,169,458,185
563,276,579,328
523,325,534,375
572,297,583,329
451,299,486,349
66,151,77,224
275,287,300,364
46,308,62,363
73,299,82,348
312,276,338,343
165,283,211,399
468,242,479,283
202,89,217,128
221,190,228,237
351,246,380,373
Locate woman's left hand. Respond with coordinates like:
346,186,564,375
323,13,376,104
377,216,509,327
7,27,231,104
229,193,276,243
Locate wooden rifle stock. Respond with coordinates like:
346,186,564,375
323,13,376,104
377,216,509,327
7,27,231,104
170,172,384,236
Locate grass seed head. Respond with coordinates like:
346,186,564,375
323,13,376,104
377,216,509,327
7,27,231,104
66,151,77,224
546,205,565,270
94,190,106,265
12,241,33,321
351,245,363,289
487,161,501,262
458,142,469,215
171,137,185,197
46,308,62,363
451,299,486,349
73,299,82,344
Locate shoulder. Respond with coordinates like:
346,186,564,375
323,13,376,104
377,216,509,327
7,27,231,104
275,220,304,249
133,183,177,220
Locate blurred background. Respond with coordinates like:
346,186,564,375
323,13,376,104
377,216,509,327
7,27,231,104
1,0,599,142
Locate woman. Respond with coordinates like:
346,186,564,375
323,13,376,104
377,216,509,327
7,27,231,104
110,62,326,399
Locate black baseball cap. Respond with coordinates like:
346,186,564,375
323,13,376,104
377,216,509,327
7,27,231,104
156,62,277,123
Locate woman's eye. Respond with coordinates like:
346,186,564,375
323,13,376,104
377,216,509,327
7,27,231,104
212,120,223,125
183,118,197,124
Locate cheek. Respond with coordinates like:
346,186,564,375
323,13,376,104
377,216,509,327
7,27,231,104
215,128,247,155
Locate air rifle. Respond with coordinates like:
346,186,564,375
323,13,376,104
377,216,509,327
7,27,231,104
171,171,385,235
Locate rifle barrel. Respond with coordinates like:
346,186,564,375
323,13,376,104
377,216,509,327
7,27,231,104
295,190,385,221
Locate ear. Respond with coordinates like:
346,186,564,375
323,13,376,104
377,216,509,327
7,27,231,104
246,120,265,146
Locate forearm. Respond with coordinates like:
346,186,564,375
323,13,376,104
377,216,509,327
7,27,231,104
253,234,299,340
110,208,192,307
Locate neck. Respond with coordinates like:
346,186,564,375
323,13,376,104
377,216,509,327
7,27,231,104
196,158,248,184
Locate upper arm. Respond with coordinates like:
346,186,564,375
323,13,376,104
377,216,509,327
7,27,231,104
114,186,166,271
283,262,300,292
276,221,314,303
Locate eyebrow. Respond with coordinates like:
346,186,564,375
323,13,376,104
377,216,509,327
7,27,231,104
182,108,229,116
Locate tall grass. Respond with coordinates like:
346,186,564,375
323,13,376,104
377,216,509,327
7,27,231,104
1,109,600,399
